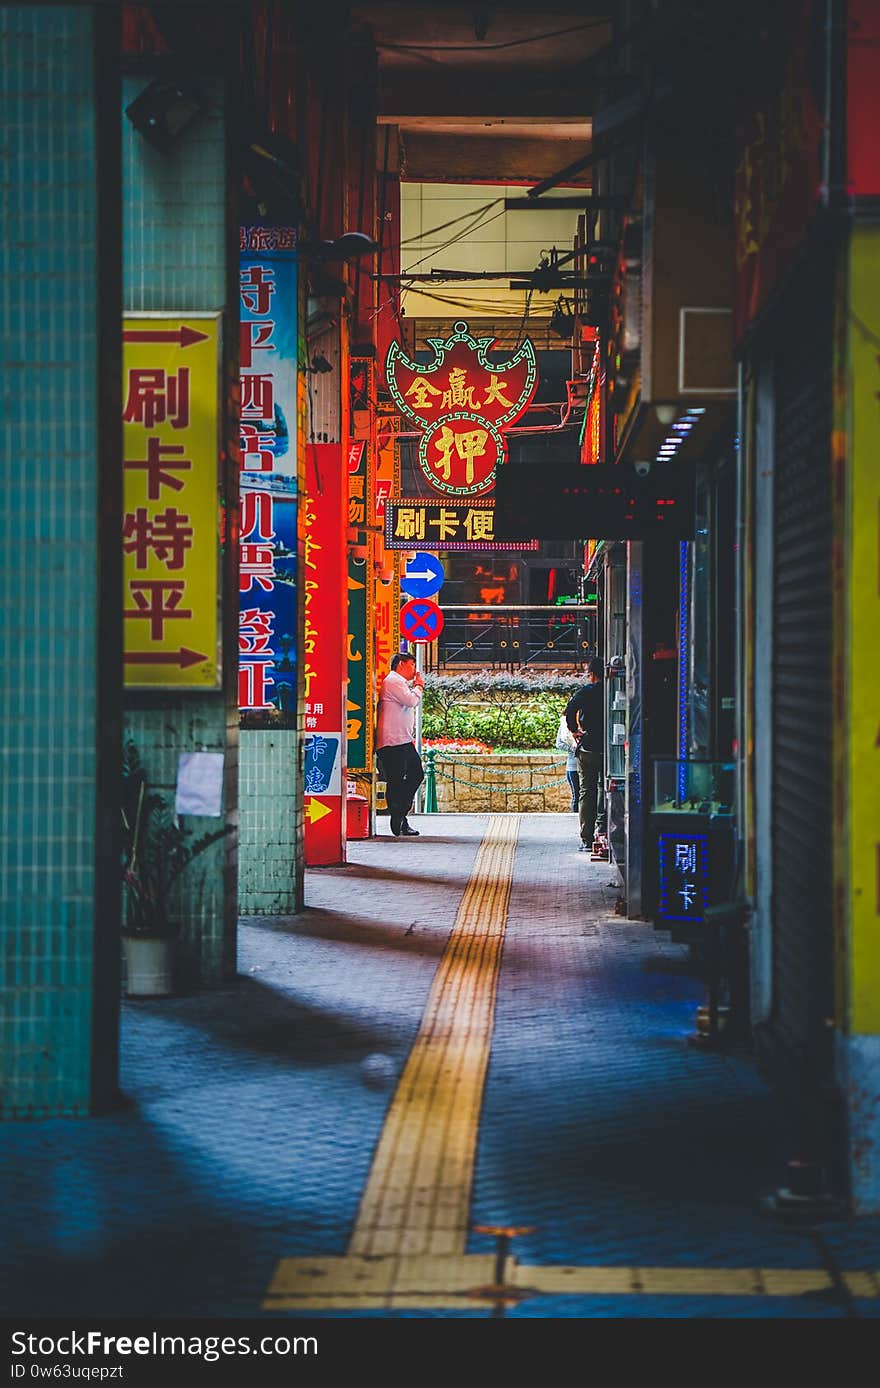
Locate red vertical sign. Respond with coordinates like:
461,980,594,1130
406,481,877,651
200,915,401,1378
848,0,880,197
303,444,347,865
733,0,824,340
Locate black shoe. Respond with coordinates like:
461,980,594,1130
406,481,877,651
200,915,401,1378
390,816,402,836
399,820,420,836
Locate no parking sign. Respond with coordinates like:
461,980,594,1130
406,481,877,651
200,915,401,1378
400,598,444,643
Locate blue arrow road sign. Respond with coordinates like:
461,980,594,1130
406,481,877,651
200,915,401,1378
400,552,445,599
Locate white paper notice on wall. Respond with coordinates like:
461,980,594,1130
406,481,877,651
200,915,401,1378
175,752,224,817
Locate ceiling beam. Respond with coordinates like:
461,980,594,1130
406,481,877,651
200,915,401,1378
399,132,591,186
378,70,599,122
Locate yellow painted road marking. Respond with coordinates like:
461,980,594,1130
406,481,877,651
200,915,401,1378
264,816,879,1311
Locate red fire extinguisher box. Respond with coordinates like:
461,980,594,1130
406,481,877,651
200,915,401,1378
346,795,370,840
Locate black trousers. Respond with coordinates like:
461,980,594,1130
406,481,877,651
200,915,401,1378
377,742,424,822
575,748,601,845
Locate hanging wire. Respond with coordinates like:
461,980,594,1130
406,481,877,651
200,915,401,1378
400,204,508,276
394,288,545,316
512,287,534,350
399,198,501,248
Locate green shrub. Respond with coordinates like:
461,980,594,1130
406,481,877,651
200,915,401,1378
421,670,584,750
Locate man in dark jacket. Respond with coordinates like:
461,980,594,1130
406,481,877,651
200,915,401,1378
565,657,605,852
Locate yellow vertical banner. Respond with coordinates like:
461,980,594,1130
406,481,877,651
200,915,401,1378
122,315,221,688
849,227,880,1033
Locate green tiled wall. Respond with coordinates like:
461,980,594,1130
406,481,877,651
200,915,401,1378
123,701,237,987
122,77,226,312
122,76,236,985
238,731,303,914
0,8,101,1116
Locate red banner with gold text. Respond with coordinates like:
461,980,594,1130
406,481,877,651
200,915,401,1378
303,443,347,865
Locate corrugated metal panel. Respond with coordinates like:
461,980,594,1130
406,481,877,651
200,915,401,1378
771,273,833,1076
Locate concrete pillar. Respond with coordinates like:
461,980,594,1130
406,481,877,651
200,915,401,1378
0,5,122,1115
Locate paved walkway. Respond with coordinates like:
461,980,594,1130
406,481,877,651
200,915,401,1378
3,814,880,1318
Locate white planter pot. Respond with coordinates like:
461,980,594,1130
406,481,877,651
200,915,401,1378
122,935,174,997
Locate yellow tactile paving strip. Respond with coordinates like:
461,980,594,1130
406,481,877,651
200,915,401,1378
264,1257,880,1310
349,813,519,1259
265,816,519,1309
513,1264,880,1299
263,815,879,1312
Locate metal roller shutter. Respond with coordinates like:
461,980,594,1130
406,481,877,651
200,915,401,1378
771,264,834,1079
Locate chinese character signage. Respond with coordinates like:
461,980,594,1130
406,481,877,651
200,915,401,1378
657,834,709,925
347,359,373,774
373,406,399,706
848,0,880,198
239,225,298,728
385,319,537,497
303,444,347,865
123,314,222,688
580,336,604,467
733,1,823,340
384,498,539,553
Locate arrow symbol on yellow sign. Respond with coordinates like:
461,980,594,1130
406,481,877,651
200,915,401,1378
305,798,333,825
125,647,208,668
123,325,209,348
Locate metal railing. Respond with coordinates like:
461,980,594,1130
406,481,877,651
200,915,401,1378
434,604,597,671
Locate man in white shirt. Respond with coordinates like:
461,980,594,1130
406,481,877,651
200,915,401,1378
376,651,425,837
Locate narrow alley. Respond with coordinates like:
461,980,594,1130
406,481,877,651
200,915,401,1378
5,815,879,1321
3,0,880,1355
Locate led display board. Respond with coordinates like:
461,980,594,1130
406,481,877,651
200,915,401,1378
493,460,695,541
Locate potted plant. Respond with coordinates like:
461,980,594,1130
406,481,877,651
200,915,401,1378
121,740,229,996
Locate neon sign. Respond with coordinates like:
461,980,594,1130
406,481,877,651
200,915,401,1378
384,320,537,498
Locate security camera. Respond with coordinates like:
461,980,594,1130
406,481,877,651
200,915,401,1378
633,459,652,477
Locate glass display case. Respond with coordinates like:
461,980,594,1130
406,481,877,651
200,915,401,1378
606,654,626,780
652,759,735,818
648,759,737,937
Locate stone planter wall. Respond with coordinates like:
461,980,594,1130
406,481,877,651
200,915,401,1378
429,753,572,813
